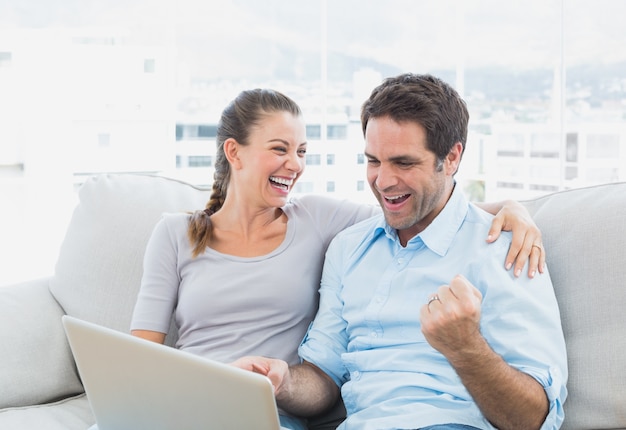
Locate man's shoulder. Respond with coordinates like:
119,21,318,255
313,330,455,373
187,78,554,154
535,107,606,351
464,203,513,252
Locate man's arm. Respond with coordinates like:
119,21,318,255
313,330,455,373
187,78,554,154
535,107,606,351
448,339,549,430
421,275,549,430
230,357,339,417
476,199,545,278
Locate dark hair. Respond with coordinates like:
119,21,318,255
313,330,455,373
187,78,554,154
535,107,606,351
360,73,469,165
188,88,302,257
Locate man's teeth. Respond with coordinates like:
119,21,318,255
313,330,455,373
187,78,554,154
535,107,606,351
270,176,293,186
386,194,406,201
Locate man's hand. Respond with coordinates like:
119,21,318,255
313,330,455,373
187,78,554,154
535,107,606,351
420,274,483,357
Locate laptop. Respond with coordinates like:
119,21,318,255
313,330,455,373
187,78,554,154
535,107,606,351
62,315,284,430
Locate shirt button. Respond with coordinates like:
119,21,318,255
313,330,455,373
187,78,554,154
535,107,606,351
397,258,404,264
371,331,378,338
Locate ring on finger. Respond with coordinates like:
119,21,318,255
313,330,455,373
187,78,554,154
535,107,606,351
427,294,440,306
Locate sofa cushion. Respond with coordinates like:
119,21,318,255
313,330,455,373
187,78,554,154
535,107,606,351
49,174,210,337
0,278,83,409
0,393,94,429
523,182,626,430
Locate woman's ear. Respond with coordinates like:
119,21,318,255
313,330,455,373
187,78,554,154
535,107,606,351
223,138,242,169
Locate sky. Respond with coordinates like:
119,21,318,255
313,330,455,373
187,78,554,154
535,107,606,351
2,0,626,73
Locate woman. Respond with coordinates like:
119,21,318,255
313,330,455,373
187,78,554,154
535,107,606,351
128,89,543,430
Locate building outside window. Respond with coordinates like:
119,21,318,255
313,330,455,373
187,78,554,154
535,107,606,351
2,0,626,285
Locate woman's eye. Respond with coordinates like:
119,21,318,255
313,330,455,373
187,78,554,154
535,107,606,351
298,149,307,156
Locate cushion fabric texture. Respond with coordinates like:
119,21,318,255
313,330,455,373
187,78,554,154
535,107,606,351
1,174,625,430
0,278,83,409
524,182,626,430
49,174,210,336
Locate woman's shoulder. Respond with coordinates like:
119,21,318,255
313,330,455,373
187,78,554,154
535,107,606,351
289,194,378,214
151,211,193,236
285,194,379,235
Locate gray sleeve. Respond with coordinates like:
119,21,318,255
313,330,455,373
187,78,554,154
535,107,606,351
130,214,182,334
296,194,380,241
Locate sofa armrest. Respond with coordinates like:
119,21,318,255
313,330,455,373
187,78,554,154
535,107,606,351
0,278,84,409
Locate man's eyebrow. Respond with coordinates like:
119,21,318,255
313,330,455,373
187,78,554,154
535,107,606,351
364,152,420,163
363,151,376,159
389,155,419,163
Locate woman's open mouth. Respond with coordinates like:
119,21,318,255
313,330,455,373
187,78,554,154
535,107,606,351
269,176,293,192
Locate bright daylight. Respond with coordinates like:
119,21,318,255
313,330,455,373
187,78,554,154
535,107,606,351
1,1,626,283
1,1,625,429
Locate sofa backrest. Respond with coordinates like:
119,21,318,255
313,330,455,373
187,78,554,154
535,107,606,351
522,182,626,430
49,174,626,429
50,173,211,343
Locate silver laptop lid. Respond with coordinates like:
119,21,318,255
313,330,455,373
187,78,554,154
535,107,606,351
62,315,282,430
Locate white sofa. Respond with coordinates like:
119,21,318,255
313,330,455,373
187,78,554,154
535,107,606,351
1,173,625,429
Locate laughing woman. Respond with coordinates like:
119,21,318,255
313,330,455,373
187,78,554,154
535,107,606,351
121,89,543,430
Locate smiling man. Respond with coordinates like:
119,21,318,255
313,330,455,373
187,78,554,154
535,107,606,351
234,74,568,430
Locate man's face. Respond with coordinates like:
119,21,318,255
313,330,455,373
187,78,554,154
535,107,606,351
364,116,458,246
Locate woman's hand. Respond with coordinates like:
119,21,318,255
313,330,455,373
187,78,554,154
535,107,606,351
486,200,545,278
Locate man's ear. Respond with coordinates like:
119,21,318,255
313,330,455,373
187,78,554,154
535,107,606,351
223,138,242,169
445,142,463,176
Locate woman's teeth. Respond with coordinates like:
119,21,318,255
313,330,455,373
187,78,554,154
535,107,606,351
270,176,293,189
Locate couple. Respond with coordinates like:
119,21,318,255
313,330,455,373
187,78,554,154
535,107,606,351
129,73,566,430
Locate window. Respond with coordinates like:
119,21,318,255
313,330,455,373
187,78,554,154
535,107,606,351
326,181,335,192
0,52,11,68
496,134,524,157
306,154,321,165
97,133,111,148
3,0,626,285
188,156,212,167
306,125,321,140
497,182,524,189
530,133,560,158
293,182,314,193
198,125,217,139
327,125,347,140
587,134,620,158
144,58,156,73
566,133,578,162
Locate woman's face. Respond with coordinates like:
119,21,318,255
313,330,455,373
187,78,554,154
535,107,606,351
233,111,307,208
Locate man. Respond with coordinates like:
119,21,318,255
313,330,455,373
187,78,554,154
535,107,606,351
235,73,568,430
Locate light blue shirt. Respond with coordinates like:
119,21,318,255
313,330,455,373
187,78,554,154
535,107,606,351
299,185,568,430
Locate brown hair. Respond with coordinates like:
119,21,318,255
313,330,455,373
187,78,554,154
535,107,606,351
187,88,302,257
361,73,469,168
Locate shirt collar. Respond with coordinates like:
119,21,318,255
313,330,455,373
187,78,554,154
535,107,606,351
374,182,469,256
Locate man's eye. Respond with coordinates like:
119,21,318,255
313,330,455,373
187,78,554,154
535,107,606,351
367,159,379,165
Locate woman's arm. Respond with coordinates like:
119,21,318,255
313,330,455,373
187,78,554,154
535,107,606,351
476,200,545,278
132,329,166,344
